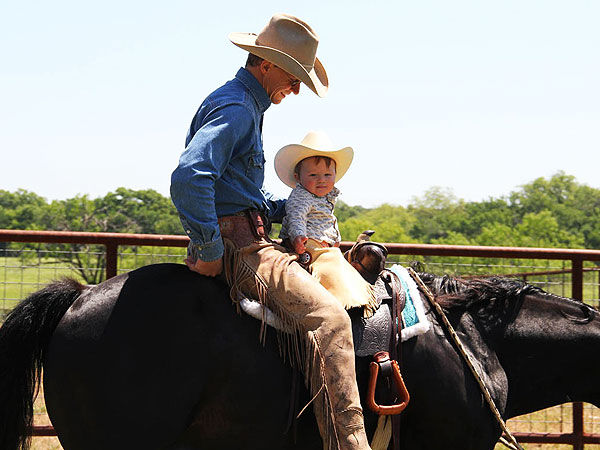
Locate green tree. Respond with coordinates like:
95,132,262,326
34,188,183,283
338,203,414,244
516,211,584,249
0,189,47,229
508,172,599,249
408,187,466,242
95,188,183,235
2,172,600,281
477,223,519,247
460,198,513,238
334,200,367,223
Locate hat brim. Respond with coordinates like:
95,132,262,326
229,32,328,98
274,144,353,189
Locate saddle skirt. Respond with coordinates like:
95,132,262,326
239,264,430,354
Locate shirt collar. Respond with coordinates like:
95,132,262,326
235,67,271,114
297,183,341,200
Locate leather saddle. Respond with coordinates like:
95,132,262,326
350,272,403,357
354,269,410,413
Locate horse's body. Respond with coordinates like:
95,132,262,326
1,263,599,450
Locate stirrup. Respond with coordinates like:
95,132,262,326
366,351,410,415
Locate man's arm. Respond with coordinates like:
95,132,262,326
262,189,287,224
170,103,254,275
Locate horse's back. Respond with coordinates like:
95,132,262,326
42,265,236,448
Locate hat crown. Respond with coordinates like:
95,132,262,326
256,13,319,70
274,131,354,189
229,13,328,97
299,130,335,152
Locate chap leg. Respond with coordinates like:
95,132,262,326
236,242,371,450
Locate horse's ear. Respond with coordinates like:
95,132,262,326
356,230,375,242
410,261,426,273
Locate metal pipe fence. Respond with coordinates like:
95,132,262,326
2,229,600,449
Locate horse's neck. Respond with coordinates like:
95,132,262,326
499,293,600,416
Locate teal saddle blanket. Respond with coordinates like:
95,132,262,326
388,264,430,341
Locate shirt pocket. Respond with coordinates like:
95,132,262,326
245,148,266,181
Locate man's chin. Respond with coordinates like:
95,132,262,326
270,91,291,104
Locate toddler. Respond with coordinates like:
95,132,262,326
275,131,377,316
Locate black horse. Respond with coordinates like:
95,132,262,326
1,262,600,450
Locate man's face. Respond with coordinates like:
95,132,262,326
262,64,301,104
294,157,336,197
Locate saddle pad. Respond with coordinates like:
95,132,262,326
239,264,430,343
389,264,431,341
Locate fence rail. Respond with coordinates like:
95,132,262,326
2,229,600,449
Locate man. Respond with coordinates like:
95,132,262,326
170,14,372,450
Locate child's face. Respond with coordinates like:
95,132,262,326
294,157,336,197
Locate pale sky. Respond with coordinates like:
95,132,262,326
1,0,599,208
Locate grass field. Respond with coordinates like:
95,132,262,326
0,256,85,321
0,246,186,318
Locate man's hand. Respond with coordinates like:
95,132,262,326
292,236,308,254
184,256,223,277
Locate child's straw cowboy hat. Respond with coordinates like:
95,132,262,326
229,13,328,97
274,131,354,189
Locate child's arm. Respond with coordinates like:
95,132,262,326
285,188,312,253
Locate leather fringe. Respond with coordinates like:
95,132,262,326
222,238,339,449
304,330,339,450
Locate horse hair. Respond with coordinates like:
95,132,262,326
419,271,597,314
418,272,543,310
416,272,551,336
0,278,84,450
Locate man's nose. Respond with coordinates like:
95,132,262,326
292,83,300,95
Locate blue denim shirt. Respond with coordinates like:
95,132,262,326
170,68,286,261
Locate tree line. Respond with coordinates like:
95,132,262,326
338,172,600,250
2,172,600,248
2,172,600,282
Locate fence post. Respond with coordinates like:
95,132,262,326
105,243,118,280
572,258,583,302
572,258,584,450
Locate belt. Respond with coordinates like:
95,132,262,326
218,209,270,248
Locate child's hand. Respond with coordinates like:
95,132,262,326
293,236,308,254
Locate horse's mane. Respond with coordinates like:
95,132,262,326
416,272,547,335
418,272,543,311
418,271,598,329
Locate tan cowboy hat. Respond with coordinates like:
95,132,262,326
229,13,328,97
274,131,354,188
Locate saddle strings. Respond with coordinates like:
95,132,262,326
407,267,525,450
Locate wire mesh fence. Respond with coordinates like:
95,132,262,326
389,254,600,449
0,242,187,322
2,233,600,449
